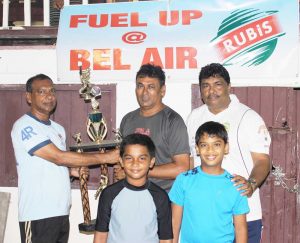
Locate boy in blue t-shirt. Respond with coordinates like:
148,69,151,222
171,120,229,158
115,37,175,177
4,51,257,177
169,121,249,243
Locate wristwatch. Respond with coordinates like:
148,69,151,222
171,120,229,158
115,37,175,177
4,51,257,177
247,177,258,191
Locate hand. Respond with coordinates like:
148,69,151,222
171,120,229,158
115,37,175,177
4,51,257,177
105,148,120,165
70,167,89,178
113,163,125,181
53,0,64,10
231,174,254,197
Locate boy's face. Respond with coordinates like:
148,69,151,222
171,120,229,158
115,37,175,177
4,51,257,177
119,144,155,187
196,133,229,174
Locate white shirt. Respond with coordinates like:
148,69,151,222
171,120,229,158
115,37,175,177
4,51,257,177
11,113,71,221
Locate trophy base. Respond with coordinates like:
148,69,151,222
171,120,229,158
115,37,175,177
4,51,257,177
70,140,120,152
78,219,96,234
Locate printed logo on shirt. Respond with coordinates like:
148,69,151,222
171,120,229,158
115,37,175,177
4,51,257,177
21,126,37,141
134,128,151,136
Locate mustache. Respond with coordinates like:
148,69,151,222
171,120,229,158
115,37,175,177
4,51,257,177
207,94,219,99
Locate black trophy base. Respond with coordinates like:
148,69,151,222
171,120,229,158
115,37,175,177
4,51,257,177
78,219,96,234
70,140,120,152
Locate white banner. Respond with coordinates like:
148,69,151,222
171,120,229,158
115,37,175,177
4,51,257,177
56,0,299,86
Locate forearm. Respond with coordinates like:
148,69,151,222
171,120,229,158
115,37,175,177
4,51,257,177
148,155,189,179
93,231,108,243
34,144,119,167
160,240,172,243
55,151,114,167
171,203,182,243
249,162,270,188
148,162,183,179
235,228,248,243
172,229,179,243
234,215,247,243
249,153,271,190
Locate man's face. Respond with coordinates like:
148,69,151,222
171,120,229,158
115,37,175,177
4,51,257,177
120,144,155,187
26,79,57,118
200,76,231,114
135,76,165,113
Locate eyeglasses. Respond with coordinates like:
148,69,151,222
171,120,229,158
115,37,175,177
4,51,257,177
32,88,56,96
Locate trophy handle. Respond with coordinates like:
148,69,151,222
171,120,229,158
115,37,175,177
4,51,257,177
72,133,95,233
94,165,109,200
79,167,91,225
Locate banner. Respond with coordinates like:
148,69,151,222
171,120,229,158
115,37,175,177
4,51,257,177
56,0,299,86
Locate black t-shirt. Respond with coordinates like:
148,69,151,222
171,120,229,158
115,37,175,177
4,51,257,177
95,179,173,243
120,106,190,190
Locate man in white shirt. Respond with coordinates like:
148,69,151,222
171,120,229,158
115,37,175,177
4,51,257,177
186,63,271,243
11,74,119,243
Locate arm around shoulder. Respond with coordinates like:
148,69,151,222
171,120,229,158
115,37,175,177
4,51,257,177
249,152,271,190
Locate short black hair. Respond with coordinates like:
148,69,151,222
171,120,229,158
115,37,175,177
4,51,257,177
198,63,230,85
26,74,53,92
195,121,228,145
120,133,156,158
136,63,165,87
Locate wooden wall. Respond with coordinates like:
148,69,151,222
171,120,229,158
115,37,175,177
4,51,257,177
192,85,300,243
1,84,300,242
0,84,116,189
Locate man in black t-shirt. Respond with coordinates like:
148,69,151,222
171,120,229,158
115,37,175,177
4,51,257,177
114,63,190,191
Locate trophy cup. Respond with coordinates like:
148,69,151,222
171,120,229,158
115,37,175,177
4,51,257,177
70,67,121,233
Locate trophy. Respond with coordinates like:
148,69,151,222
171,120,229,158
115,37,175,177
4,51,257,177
70,67,121,233
79,68,108,143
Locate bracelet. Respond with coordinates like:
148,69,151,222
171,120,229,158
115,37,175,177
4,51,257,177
247,177,257,190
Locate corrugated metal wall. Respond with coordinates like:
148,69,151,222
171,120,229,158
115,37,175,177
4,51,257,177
192,85,300,243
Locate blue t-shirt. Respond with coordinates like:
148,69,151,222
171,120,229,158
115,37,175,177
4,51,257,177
169,167,249,243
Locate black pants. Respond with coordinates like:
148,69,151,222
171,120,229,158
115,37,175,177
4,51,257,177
19,215,69,243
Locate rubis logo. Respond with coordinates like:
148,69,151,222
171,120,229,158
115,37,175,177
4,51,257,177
211,8,285,66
